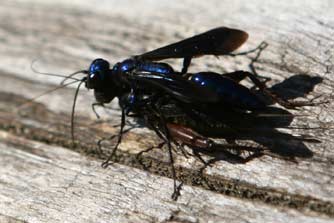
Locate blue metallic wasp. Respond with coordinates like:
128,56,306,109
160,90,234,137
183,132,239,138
61,27,316,200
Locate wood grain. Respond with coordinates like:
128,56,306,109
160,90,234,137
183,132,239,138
0,0,334,222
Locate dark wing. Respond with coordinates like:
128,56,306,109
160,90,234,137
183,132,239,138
128,71,220,104
137,27,248,61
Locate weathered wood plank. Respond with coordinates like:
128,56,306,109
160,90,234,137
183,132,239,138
0,131,332,223
0,0,334,221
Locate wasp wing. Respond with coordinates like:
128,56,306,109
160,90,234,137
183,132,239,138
137,27,248,61
129,71,219,104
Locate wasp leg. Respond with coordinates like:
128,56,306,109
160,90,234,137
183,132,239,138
101,108,126,168
181,56,192,74
225,42,271,85
244,70,324,109
246,42,326,108
228,41,268,57
175,143,192,158
92,102,104,119
136,142,166,159
223,71,248,83
96,135,116,158
151,104,182,201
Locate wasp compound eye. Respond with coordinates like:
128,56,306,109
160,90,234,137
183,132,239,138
87,58,110,89
89,58,110,74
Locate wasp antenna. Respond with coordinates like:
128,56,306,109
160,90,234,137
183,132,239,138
287,134,322,143
60,70,88,86
31,59,83,82
71,78,86,145
15,79,80,112
255,113,310,118
282,125,334,130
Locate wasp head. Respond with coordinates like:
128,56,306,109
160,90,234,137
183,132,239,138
86,58,110,89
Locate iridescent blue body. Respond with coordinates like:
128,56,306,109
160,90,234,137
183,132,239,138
115,59,264,111
190,72,265,110
87,58,264,111
88,58,175,105
116,58,174,75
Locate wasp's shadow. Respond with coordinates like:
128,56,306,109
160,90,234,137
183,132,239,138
269,74,323,100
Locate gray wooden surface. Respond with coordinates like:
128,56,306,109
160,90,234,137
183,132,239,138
0,0,334,222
